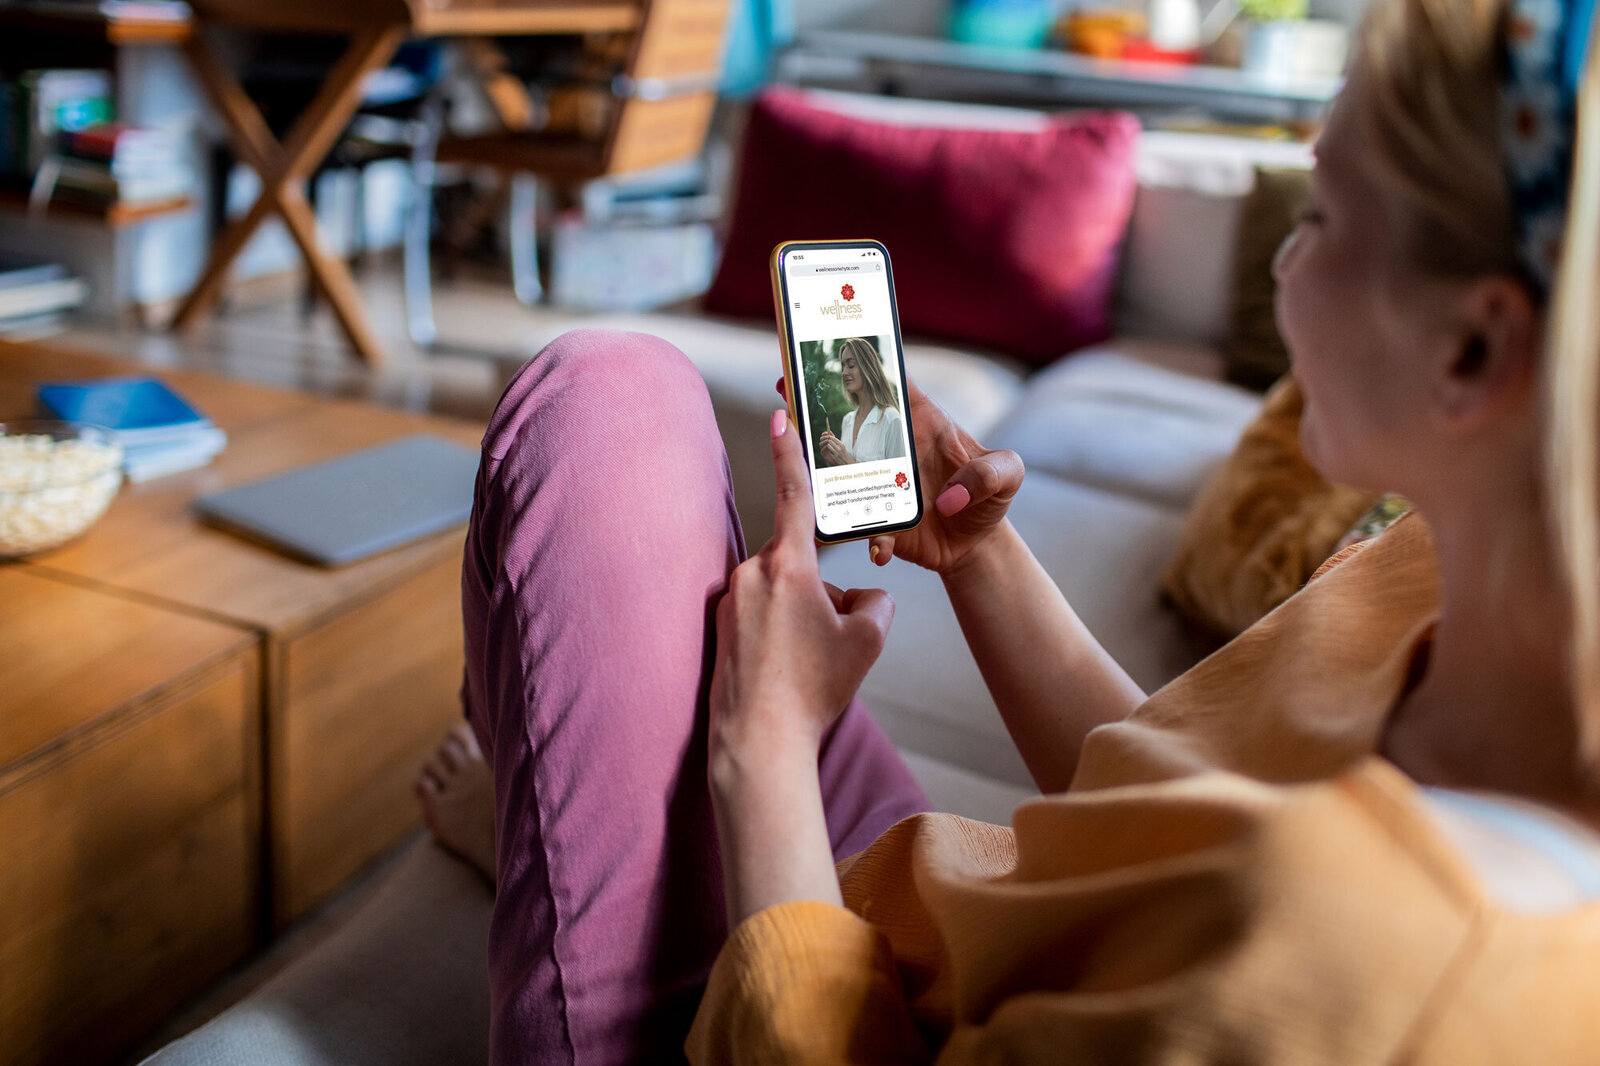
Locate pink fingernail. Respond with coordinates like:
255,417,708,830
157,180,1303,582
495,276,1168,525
771,409,787,438
936,484,970,516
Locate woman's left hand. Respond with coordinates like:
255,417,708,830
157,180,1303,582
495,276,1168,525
710,410,894,765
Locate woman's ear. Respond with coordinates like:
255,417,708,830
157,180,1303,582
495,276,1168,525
1433,276,1543,431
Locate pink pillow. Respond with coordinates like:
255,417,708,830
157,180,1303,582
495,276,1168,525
704,89,1141,366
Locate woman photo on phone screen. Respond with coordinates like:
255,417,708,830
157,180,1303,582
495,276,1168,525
818,337,906,466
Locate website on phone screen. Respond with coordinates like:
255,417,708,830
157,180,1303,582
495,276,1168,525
781,246,916,537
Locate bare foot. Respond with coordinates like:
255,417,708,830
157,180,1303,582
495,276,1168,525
416,723,497,886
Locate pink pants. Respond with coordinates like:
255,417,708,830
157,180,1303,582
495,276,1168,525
460,329,929,1065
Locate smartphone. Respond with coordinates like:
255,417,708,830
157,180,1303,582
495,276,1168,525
770,239,924,544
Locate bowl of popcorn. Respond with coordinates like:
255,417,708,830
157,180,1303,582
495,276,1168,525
0,421,124,558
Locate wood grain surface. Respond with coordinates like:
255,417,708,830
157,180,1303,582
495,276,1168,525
0,569,256,780
2,343,482,633
0,340,317,434
276,551,468,922
0,572,260,1066
3,341,486,933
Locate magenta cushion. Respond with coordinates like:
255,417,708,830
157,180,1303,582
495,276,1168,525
704,89,1141,366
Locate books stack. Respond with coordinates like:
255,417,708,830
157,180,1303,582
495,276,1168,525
17,69,113,174
52,122,192,207
38,376,227,482
0,255,86,336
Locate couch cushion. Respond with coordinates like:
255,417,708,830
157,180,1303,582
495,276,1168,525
510,312,1026,548
896,748,1038,826
427,306,1027,548
986,341,1262,510
1113,131,1314,346
704,87,1140,365
140,838,492,1066
462,307,1026,446
820,470,1206,792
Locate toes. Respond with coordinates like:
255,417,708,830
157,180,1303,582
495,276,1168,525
418,765,446,795
428,724,486,779
453,722,484,760
440,734,469,772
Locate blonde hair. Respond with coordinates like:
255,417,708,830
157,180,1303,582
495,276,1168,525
1550,14,1600,764
1360,0,1600,765
1356,0,1519,279
837,337,900,414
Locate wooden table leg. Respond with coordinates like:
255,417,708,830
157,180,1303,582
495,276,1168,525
173,25,408,366
169,30,281,329
275,183,385,360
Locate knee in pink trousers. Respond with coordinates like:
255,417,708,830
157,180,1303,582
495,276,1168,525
461,329,927,1065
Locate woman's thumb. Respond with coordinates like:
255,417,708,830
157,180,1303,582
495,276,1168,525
937,449,1023,515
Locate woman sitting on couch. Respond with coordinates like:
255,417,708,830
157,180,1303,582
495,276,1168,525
422,0,1600,1060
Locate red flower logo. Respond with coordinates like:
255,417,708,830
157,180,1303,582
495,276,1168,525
895,472,909,489
840,284,855,302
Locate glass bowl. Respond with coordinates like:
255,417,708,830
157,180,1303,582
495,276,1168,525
0,420,124,558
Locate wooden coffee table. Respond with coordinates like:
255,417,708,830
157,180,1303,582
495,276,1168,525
0,567,260,1066
0,340,488,1064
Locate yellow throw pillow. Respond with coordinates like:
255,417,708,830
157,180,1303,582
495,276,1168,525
1162,376,1378,641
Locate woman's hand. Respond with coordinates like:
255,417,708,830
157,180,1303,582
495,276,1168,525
818,430,852,467
707,409,895,925
777,377,1023,575
710,410,894,765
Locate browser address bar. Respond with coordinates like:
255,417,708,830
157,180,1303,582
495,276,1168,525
787,261,884,276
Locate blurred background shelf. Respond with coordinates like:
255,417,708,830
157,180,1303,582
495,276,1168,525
0,1,205,324
778,29,1340,126
0,186,194,225
0,1,193,45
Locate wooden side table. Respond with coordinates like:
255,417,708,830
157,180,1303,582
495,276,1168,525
0,568,261,1066
0,341,485,930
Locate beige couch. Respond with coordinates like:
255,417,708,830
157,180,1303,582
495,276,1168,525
144,92,1311,1063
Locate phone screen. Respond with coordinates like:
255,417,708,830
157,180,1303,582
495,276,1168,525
774,242,923,541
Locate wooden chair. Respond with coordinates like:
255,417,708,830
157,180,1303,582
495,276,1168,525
404,0,730,346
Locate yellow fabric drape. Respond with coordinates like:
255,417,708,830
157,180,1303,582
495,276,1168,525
688,514,1600,1063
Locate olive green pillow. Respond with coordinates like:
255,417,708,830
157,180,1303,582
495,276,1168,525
1225,166,1311,392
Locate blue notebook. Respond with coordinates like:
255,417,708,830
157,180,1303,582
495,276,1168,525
37,376,210,445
